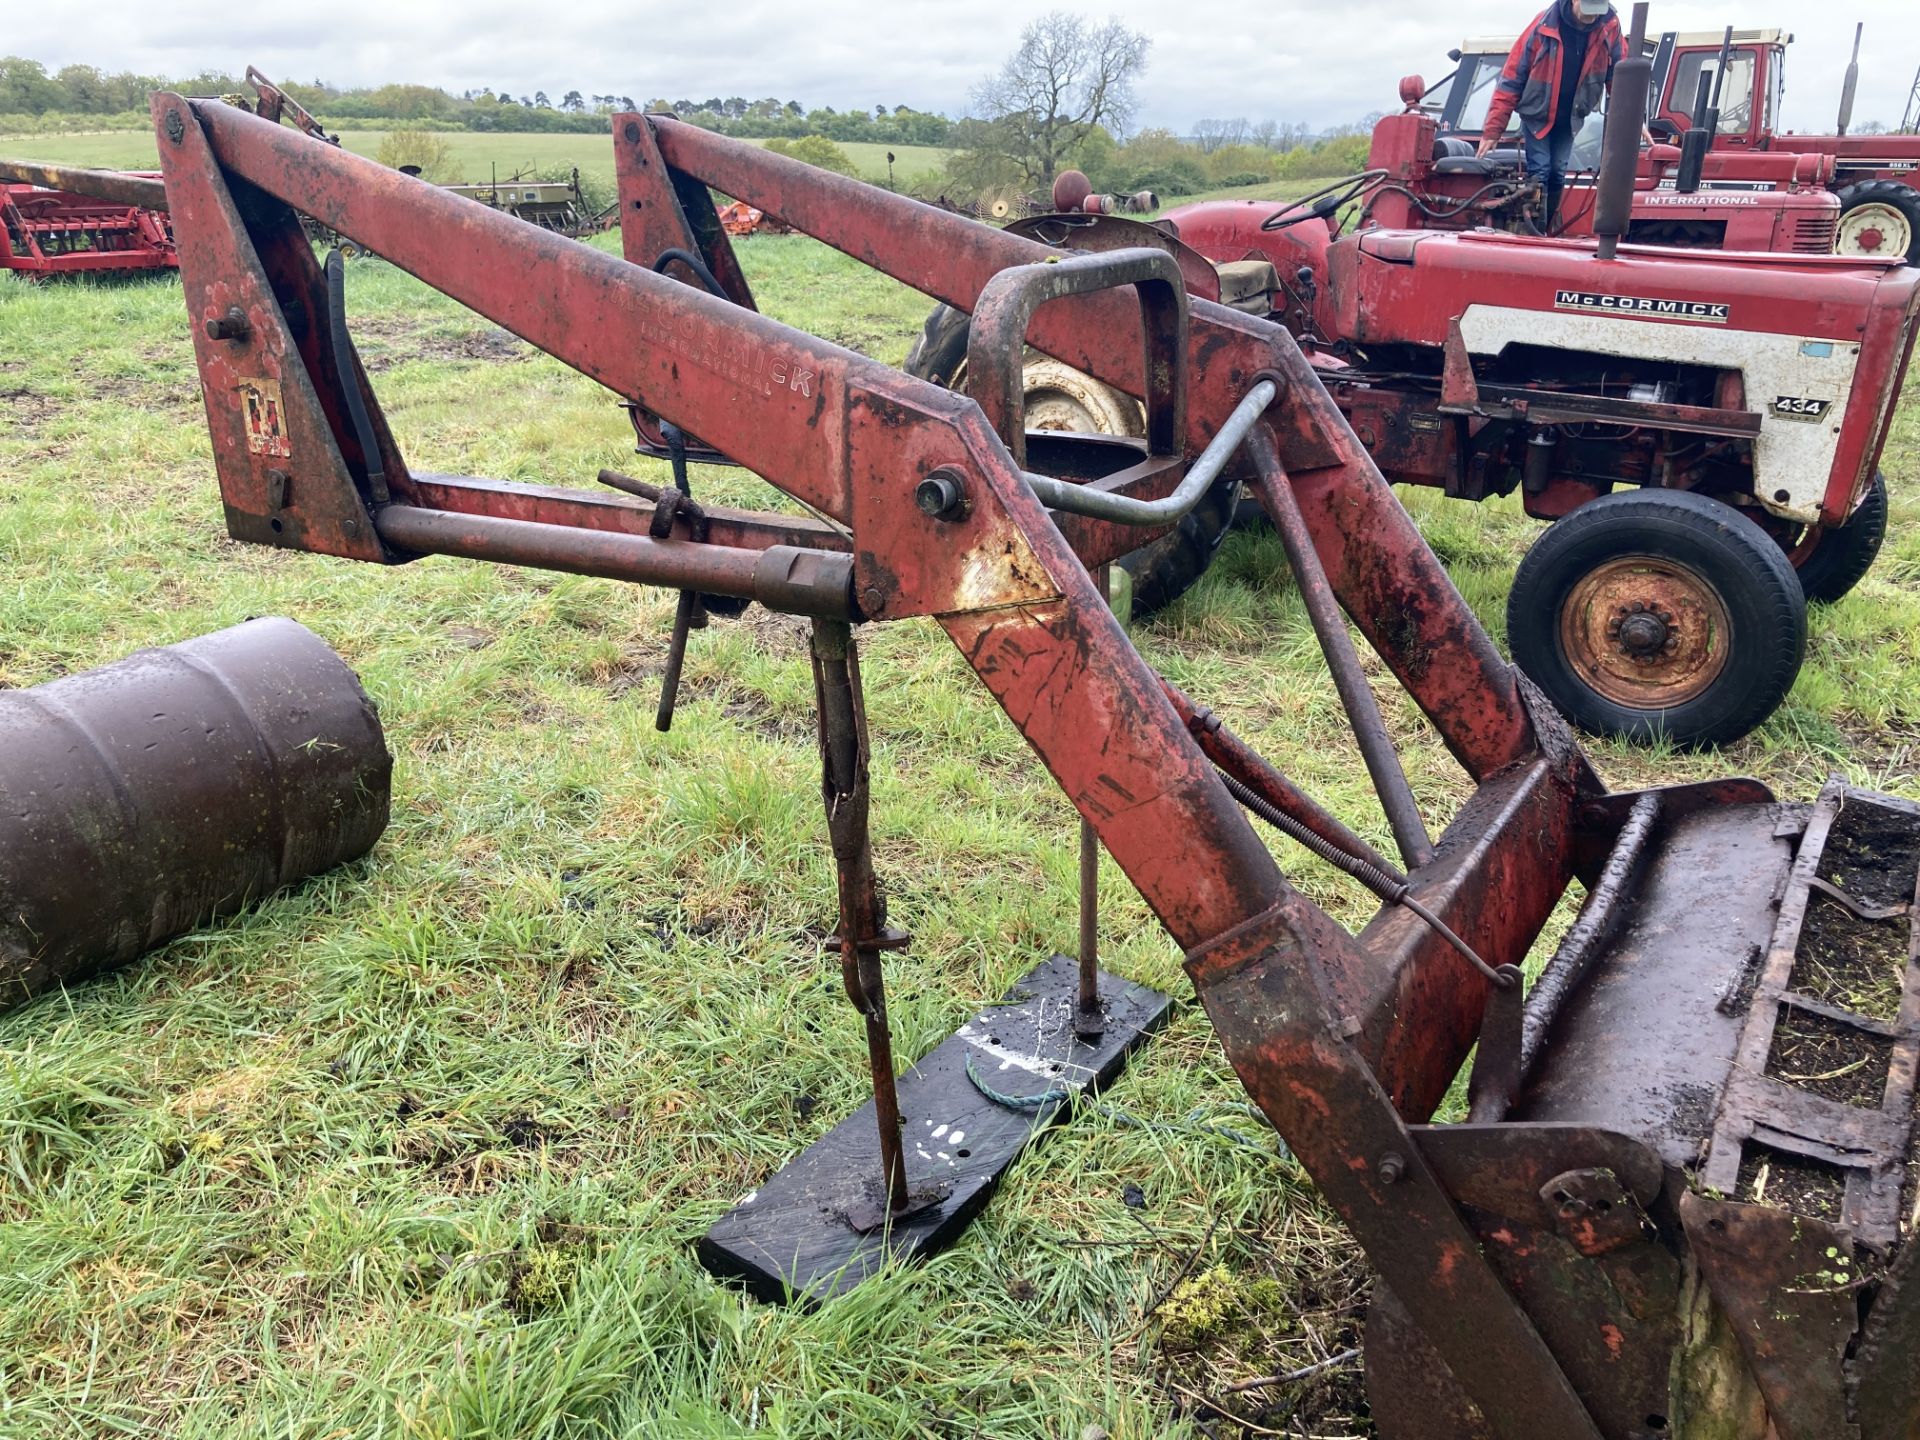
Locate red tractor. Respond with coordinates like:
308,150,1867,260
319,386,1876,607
1442,25,1920,263
1392,65,1842,254
907,29,1917,748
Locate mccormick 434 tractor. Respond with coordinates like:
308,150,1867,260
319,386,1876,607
61,64,1920,1439
1442,25,1920,262
911,14,1918,747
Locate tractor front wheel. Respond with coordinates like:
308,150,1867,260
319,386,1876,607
1507,489,1806,748
903,303,1237,619
1835,181,1920,265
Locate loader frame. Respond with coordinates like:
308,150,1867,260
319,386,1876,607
142,90,1920,1440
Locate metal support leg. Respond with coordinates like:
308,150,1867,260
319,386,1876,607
810,617,909,1219
1248,430,1434,870
1077,815,1104,1038
1076,564,1114,1040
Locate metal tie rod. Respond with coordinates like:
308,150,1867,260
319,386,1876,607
1021,379,1277,526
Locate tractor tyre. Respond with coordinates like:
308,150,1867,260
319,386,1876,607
1507,488,1806,748
1835,180,1920,265
903,303,1238,619
1793,471,1888,604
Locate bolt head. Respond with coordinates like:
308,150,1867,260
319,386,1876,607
915,470,967,522
1377,1151,1407,1185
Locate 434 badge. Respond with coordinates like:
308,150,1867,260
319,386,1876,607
1770,395,1832,423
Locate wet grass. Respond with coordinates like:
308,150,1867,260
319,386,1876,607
0,230,1916,1437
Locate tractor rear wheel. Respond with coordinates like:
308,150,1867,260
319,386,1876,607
1835,180,1920,265
1507,489,1806,748
903,303,1238,618
1791,471,1889,604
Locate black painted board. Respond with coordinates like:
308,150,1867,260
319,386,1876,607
698,953,1174,1305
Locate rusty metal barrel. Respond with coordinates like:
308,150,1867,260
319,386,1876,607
0,618,391,1008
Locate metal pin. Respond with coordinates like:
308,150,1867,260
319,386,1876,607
811,618,909,1216
1075,565,1117,1041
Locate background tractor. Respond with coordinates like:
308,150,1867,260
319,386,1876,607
907,129,1917,748
1441,25,1920,263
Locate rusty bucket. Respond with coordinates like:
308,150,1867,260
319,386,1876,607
0,617,391,1008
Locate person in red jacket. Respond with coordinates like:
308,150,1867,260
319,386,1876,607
1477,0,1627,226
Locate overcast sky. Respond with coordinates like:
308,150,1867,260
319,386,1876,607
10,1,1917,135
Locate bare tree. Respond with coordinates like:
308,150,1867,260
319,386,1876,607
1192,117,1250,154
972,12,1150,184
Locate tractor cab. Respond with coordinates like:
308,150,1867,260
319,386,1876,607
1453,26,1920,261
1365,105,1838,253
1445,29,1786,150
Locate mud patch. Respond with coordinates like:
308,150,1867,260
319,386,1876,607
1820,801,1920,909
0,387,62,429
1737,1142,1845,1224
1792,894,1908,1023
355,318,532,372
1766,1004,1892,1108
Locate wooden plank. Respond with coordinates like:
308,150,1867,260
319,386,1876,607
698,953,1174,1304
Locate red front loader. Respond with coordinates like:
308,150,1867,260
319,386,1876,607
51,75,1920,1440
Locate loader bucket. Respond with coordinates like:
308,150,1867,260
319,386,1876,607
1365,778,1920,1440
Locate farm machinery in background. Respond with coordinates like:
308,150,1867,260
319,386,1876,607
1439,24,1920,263
223,69,614,249
1,165,175,278
922,9,1918,748
1387,62,1842,255
57,35,1920,1432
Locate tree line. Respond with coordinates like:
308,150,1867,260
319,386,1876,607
2,25,1383,202
0,56,950,142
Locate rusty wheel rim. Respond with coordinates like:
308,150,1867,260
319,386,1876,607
1559,555,1731,709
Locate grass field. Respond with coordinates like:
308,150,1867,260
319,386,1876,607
0,225,1917,1438
0,128,953,189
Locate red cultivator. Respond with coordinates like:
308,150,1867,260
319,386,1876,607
73,83,1920,1437
1,166,175,278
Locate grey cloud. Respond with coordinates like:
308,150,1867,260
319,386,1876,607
11,0,1916,133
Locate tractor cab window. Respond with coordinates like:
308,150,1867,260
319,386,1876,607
1568,109,1606,170
1454,55,1511,136
1766,47,1783,133
1671,49,1757,135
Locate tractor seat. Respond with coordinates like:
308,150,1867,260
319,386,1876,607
1432,155,1508,176
1212,259,1280,315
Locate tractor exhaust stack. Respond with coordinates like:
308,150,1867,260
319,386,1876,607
1594,2,1653,257
1837,21,1864,136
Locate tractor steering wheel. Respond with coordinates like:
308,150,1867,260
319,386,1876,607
1260,171,1389,232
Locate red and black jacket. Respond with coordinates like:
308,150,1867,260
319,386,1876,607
1481,5,1626,144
